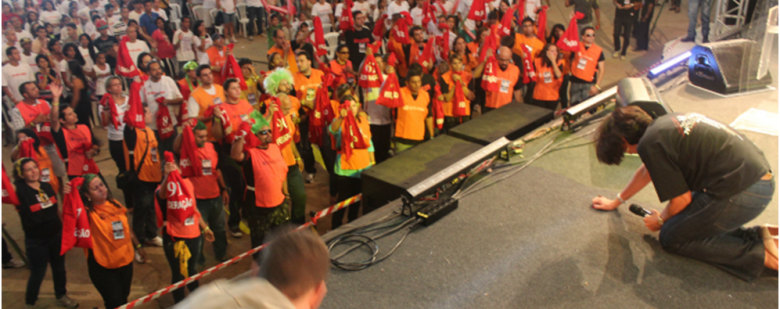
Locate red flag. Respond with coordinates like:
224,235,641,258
221,53,248,90
467,0,486,21
537,6,549,44
309,74,335,146
391,13,411,45
237,120,261,152
18,139,37,161
203,105,233,142
437,23,450,59
377,55,404,108
269,97,292,149
156,103,175,140
123,80,145,129
100,94,120,129
1,165,19,206
557,12,584,52
422,2,436,26
117,36,140,78
432,85,444,129
373,14,388,38
521,45,536,84
340,104,369,161
158,151,195,226
178,124,202,178
451,74,469,117
515,0,525,23
417,36,436,72
497,7,515,37
478,31,498,62
481,56,501,91
313,17,328,56
287,0,296,19
60,177,93,255
358,42,384,88
450,0,461,14
339,0,355,31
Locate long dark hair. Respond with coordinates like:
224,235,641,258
136,52,152,73
538,43,560,68
155,17,173,40
62,43,86,66
454,36,473,64
78,174,122,212
192,20,206,36
16,128,41,154
67,60,87,82
548,23,565,44
78,33,97,64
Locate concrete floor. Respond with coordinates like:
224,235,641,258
0,0,749,308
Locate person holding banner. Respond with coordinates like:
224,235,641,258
63,174,145,309
142,60,184,155
12,158,79,309
10,129,61,194
50,85,102,180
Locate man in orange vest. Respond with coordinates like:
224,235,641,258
394,66,430,153
401,26,431,75
185,65,226,142
569,26,605,107
267,28,298,74
292,51,323,183
479,46,522,113
513,17,545,103
205,33,231,87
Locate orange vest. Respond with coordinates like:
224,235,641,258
190,85,226,142
485,63,521,109
293,70,323,110
36,146,60,193
123,127,162,183
220,99,254,142
441,71,472,117
512,34,544,62
88,200,134,269
395,87,430,141
267,45,299,74
337,114,372,171
329,59,355,86
467,42,479,59
280,114,297,166
62,125,98,176
160,178,201,238
533,58,565,101
388,37,408,78
247,144,288,207
206,46,228,86
187,142,221,200
408,42,422,69
16,100,53,145
560,50,573,75
571,44,603,82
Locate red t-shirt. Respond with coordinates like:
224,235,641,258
152,30,176,59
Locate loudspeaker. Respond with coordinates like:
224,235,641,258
447,103,554,145
616,77,672,119
688,39,773,94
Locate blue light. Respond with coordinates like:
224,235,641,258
649,51,692,77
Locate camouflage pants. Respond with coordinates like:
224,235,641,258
245,195,290,257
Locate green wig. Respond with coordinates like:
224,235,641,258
248,110,271,134
263,68,294,96
192,120,207,132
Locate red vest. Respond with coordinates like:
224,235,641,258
16,100,53,145
63,125,99,176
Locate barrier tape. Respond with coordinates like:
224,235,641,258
115,194,363,309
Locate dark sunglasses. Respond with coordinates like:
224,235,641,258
258,129,270,135
338,50,349,54
583,34,595,37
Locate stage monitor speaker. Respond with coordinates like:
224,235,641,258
688,39,773,95
361,135,487,213
447,103,554,145
616,77,672,119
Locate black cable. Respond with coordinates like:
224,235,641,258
328,217,420,271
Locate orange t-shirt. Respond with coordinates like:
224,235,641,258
219,99,255,142
88,200,134,269
267,45,299,74
187,142,221,200
293,70,324,111
246,144,288,207
280,115,297,166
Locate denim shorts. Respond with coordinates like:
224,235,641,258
219,11,236,24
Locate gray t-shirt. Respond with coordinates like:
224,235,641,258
573,0,600,24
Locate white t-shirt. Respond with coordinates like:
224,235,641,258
246,0,263,8
353,1,371,17
21,52,38,69
125,40,150,68
142,76,183,130
153,8,168,20
98,96,128,141
193,35,213,65
59,56,93,75
203,0,217,9
14,29,33,41
410,7,423,26
219,0,236,13
311,2,333,25
525,0,542,20
94,63,111,95
40,10,61,28
83,21,99,40
186,85,217,118
1,41,20,62
2,62,35,101
129,10,142,24
173,29,196,61
334,3,344,18
387,1,409,17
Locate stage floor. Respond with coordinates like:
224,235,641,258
319,50,780,308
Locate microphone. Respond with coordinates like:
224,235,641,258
628,204,652,217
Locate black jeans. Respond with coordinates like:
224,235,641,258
634,20,651,50
218,147,245,230
531,99,559,110
370,124,392,164
133,181,159,242
319,126,338,198
153,129,179,159
109,140,131,208
25,235,67,305
246,6,266,35
162,228,201,303
659,178,775,281
613,18,634,55
331,175,362,229
87,251,133,309
297,119,317,175
196,196,228,263
559,75,571,109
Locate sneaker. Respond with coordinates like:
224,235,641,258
145,236,163,247
229,227,243,238
135,251,146,264
259,33,266,38
248,35,254,41
305,174,314,183
230,37,238,43
2,258,25,269
680,36,695,42
620,55,626,60
56,295,79,309
612,51,620,58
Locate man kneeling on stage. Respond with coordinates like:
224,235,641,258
591,106,777,281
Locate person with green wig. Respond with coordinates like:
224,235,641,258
177,61,200,113
230,111,290,254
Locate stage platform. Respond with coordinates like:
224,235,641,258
319,47,780,308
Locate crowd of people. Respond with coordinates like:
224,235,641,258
0,0,673,307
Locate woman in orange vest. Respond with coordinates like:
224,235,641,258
532,44,565,110
63,174,146,309
467,27,490,60
439,52,474,132
11,129,60,194
329,44,357,94
547,24,572,109
50,90,102,180
453,36,478,74
329,95,374,229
